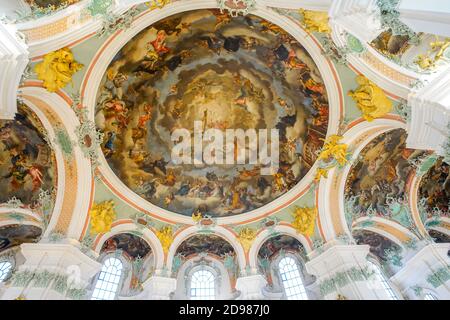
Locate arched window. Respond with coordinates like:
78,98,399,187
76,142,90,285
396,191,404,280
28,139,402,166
367,261,398,300
424,293,438,300
0,261,13,282
91,257,123,300
278,256,308,300
190,269,216,300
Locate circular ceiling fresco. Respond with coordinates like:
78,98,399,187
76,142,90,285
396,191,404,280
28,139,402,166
95,9,329,217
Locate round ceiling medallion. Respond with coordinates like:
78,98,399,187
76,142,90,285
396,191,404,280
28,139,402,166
95,9,329,218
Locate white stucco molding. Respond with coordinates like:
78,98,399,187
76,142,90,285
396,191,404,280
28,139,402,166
19,242,102,285
19,86,93,240
81,0,342,226
390,243,450,300
329,0,381,43
93,221,165,271
166,225,246,272
317,118,406,241
0,23,29,119
248,225,313,271
406,68,450,156
306,244,371,277
399,0,450,38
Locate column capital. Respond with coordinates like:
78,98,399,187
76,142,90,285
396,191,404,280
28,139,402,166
390,243,450,299
406,68,450,156
306,245,371,277
235,274,268,300
1,243,101,300
329,0,382,43
141,276,177,300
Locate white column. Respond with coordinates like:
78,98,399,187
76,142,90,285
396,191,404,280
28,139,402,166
329,0,382,43
0,23,28,119
406,68,450,157
0,22,29,119
306,245,393,300
235,274,268,300
391,243,450,300
1,243,101,300
140,276,177,300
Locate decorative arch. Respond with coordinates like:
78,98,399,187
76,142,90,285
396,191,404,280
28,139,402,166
19,86,93,240
93,222,164,271
248,225,313,270
317,117,406,241
166,226,246,272
0,101,58,236
80,0,343,226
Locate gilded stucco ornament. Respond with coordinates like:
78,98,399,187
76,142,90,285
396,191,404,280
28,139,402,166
145,0,172,10
299,9,331,34
237,227,256,252
89,200,116,234
156,225,174,254
348,75,393,122
314,135,350,182
34,48,83,92
291,206,317,237
415,37,450,70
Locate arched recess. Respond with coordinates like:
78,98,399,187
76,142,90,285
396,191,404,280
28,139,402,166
352,217,413,249
92,222,164,271
352,228,405,270
80,0,343,226
248,225,313,271
317,117,406,241
0,222,43,253
19,86,93,240
0,98,58,237
173,254,235,300
166,226,246,273
410,156,450,239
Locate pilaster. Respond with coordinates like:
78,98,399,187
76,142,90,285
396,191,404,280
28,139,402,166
390,243,450,300
1,243,101,300
306,245,394,300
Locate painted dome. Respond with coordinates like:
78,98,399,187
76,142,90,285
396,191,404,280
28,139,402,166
95,9,329,217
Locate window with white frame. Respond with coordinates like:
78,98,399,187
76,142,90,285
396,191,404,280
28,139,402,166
367,261,398,300
0,260,13,282
91,257,123,300
424,293,438,300
190,268,216,300
278,256,308,300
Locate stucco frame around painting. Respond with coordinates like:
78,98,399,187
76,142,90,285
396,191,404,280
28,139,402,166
80,0,344,226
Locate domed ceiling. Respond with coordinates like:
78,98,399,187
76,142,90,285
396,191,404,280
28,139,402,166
95,9,329,217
